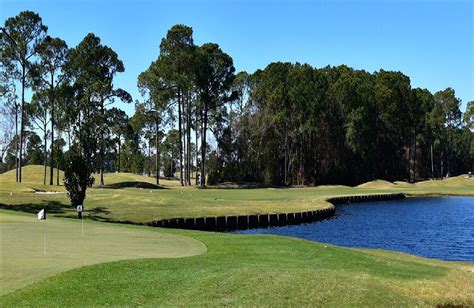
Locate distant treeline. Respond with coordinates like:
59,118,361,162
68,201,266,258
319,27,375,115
1,11,473,191
215,64,473,185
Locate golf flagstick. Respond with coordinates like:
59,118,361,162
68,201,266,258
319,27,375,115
37,208,46,256
44,217,46,256
77,205,83,237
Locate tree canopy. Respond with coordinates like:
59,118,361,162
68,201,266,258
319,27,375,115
1,11,473,208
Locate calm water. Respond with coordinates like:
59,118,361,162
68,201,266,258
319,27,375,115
237,197,474,262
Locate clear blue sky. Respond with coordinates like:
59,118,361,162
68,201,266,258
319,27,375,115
2,0,473,115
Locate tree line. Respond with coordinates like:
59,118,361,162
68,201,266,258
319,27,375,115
1,11,473,207
218,65,473,185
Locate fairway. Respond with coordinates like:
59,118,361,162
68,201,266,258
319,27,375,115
1,166,473,225
0,210,206,296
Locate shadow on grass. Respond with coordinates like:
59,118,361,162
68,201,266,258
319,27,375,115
86,216,139,225
96,181,167,190
0,201,139,225
61,211,138,225
0,200,70,214
207,182,288,189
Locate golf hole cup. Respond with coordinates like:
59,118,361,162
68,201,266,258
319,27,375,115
77,205,83,219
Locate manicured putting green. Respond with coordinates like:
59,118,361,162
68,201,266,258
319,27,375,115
0,211,206,296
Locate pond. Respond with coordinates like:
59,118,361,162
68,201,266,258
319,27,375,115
237,196,474,262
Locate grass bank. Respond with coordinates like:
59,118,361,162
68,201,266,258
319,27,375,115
1,210,473,306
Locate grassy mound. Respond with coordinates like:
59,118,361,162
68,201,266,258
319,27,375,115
356,179,396,189
97,172,181,187
99,181,165,189
0,165,64,184
314,184,353,189
415,175,472,187
0,210,206,296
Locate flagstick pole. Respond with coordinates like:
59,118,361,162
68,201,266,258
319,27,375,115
81,213,84,237
43,219,46,257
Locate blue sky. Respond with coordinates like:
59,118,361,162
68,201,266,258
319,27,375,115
2,0,473,115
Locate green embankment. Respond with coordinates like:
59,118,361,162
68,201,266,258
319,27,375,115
1,165,474,306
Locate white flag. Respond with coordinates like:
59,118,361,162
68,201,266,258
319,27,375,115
37,209,46,220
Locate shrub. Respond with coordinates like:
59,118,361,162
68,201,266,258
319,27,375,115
64,150,93,211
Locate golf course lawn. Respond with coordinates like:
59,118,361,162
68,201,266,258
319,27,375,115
1,210,473,306
1,165,474,306
1,165,473,224
0,210,206,296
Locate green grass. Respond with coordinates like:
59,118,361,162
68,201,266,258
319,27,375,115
1,165,474,306
0,165,180,190
1,210,473,306
0,210,206,296
1,165,473,223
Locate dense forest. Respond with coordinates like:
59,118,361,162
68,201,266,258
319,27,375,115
1,11,473,198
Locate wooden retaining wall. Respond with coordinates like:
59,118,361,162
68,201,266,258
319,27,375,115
147,193,405,232
326,193,405,205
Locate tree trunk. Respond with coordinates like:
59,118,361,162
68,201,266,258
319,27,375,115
440,151,444,178
187,98,191,185
430,143,434,179
100,158,104,185
49,73,55,185
67,129,71,149
148,138,151,177
299,139,304,185
117,134,121,172
19,64,26,183
178,89,184,186
413,136,417,182
155,118,160,185
408,143,412,182
200,103,208,187
43,129,47,185
187,95,191,185
182,98,188,185
56,133,60,186
99,102,105,186
15,102,18,182
195,123,199,186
